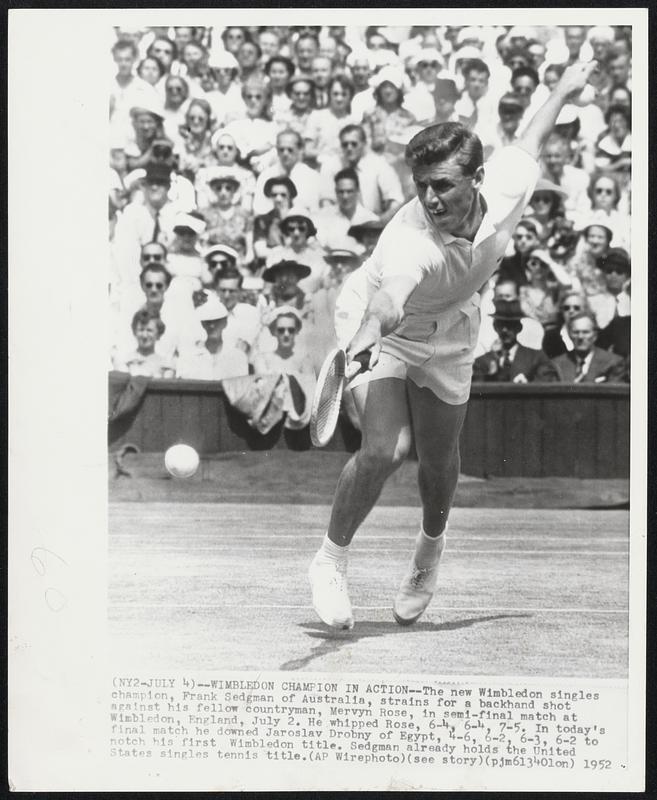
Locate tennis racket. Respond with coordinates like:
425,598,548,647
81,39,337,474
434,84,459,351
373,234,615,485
310,348,371,447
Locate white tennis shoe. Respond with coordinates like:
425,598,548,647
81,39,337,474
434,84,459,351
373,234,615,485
308,552,354,630
393,535,446,625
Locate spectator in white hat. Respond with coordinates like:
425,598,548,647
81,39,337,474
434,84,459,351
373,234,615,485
176,294,250,380
199,168,253,260
362,66,417,157
204,49,246,126
405,48,445,124
253,175,297,265
124,99,166,170
166,211,211,314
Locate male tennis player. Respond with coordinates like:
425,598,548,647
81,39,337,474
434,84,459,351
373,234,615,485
309,60,599,630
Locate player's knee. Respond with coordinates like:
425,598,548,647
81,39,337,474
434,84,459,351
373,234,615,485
360,432,411,474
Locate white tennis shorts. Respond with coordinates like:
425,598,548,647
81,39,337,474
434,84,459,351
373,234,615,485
334,288,481,406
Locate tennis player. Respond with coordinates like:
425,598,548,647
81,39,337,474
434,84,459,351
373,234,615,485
309,60,599,630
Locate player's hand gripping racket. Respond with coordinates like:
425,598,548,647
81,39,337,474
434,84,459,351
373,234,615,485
310,348,371,447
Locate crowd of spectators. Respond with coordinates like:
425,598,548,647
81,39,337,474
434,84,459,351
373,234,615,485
109,23,632,424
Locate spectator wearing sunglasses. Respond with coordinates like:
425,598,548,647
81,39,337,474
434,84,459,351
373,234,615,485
267,210,330,295
274,76,316,140
200,168,253,261
252,306,317,430
405,48,445,125
253,130,320,215
319,124,404,223
497,219,541,287
526,178,568,245
586,172,630,252
542,291,590,358
253,176,297,267
204,50,246,128
223,78,278,174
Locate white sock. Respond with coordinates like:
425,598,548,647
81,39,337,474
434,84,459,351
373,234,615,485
318,533,350,564
414,525,447,569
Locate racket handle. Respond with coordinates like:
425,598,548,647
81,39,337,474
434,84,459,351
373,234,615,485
345,350,372,380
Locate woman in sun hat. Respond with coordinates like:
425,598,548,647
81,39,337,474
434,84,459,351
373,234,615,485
199,167,253,260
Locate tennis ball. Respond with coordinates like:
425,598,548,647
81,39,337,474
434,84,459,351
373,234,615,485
164,444,200,478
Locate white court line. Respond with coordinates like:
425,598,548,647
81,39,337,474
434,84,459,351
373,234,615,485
110,546,628,556
109,603,627,615
109,533,628,543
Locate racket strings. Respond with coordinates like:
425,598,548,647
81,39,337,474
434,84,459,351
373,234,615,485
315,360,343,437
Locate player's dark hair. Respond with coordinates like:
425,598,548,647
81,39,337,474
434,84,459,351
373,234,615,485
335,167,359,187
405,122,483,176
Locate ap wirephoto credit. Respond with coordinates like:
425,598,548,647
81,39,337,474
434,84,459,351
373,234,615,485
9,8,647,793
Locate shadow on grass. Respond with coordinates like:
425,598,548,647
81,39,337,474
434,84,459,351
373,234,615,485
280,613,532,671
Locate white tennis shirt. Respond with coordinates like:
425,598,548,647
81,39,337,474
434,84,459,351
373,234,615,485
335,145,540,345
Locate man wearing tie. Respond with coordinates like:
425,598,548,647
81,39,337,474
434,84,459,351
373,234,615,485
472,299,557,383
551,311,626,383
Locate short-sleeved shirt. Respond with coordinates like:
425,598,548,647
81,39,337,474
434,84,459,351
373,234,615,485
334,145,540,403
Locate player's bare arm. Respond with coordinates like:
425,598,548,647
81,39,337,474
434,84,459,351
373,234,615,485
346,274,419,369
517,60,599,160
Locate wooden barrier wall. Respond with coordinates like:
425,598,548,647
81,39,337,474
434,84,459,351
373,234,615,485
109,374,630,479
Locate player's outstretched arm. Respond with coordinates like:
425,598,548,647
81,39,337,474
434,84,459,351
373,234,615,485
516,60,599,161
346,275,418,369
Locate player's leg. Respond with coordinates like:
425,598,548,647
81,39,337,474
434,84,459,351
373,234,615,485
328,377,412,546
393,381,468,625
309,377,412,629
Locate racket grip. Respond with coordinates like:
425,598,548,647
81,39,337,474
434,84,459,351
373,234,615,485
345,350,372,380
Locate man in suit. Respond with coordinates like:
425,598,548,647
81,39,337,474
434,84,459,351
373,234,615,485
551,311,626,383
473,299,558,382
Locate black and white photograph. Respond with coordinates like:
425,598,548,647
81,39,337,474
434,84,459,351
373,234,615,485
9,8,648,793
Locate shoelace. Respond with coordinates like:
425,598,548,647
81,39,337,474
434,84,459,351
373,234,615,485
410,566,432,589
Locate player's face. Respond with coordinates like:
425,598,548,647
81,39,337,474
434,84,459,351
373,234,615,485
135,320,159,351
413,156,483,234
